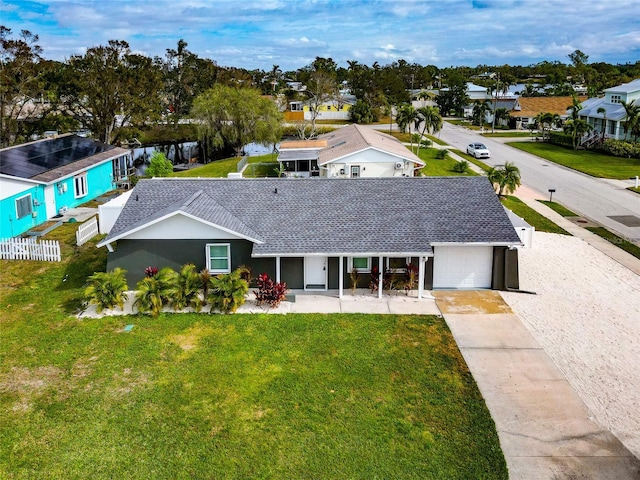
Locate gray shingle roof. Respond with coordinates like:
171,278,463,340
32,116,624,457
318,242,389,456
102,177,521,256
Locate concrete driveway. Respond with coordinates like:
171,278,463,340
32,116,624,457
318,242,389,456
434,290,640,479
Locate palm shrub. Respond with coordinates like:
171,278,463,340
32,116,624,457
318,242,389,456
208,268,249,314
349,268,359,295
199,269,211,305
452,159,469,173
172,264,203,312
84,268,129,313
134,267,178,317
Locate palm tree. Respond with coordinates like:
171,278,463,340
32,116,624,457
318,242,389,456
563,118,593,149
488,162,521,196
395,104,419,150
535,112,561,140
415,106,443,154
493,107,509,128
596,106,607,140
471,101,490,127
620,99,640,141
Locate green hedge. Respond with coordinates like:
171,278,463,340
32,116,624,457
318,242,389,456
547,131,574,148
597,139,640,159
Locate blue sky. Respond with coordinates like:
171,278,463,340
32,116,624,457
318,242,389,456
2,0,639,71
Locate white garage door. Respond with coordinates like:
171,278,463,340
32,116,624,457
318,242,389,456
433,246,493,289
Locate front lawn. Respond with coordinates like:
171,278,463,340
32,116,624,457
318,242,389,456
537,200,577,217
0,225,507,479
506,142,640,179
586,227,640,260
415,148,477,176
501,196,571,235
450,149,492,172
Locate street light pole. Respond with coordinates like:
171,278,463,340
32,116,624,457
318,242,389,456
491,72,499,134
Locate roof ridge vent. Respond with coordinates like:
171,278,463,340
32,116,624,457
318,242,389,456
182,190,205,208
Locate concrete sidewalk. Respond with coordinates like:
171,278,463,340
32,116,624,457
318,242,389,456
434,290,640,479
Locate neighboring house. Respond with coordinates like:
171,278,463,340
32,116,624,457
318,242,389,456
0,134,131,238
288,93,357,121
97,177,522,294
277,124,425,178
578,79,640,140
510,96,587,129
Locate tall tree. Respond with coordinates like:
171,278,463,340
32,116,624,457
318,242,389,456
563,118,593,149
191,85,283,158
0,26,46,147
64,40,163,143
488,162,521,196
471,101,491,126
160,39,200,127
415,106,442,154
620,99,640,141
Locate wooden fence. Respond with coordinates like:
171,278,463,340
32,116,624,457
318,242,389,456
76,216,99,246
0,237,61,262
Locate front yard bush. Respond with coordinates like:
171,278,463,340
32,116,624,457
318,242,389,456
254,273,288,308
548,131,574,148
134,267,178,317
208,268,249,313
83,268,129,313
172,264,203,312
598,139,640,159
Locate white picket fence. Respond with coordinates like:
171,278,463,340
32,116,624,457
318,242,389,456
0,237,61,262
76,216,99,246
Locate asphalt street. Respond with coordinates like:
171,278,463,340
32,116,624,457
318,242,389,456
437,122,640,245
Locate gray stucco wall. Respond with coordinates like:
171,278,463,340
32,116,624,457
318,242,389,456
107,239,275,286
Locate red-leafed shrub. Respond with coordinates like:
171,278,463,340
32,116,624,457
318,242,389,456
145,266,159,277
254,273,288,308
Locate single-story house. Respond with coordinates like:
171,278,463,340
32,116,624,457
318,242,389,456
97,176,522,295
277,124,425,178
289,93,357,121
509,96,587,129
0,134,131,238
578,78,640,140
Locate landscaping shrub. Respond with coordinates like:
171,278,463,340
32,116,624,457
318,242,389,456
452,159,469,173
403,263,419,294
172,264,203,312
349,268,359,294
254,273,288,308
208,268,249,313
599,139,640,159
84,268,129,313
548,131,574,148
199,268,211,304
435,148,448,159
134,267,178,317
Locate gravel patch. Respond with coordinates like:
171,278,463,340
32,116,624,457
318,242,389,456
502,232,640,459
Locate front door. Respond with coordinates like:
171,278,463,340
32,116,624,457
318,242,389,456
304,256,327,290
44,185,56,219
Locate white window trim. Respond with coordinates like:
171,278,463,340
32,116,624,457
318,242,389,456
206,243,231,274
15,193,33,219
347,256,371,273
74,173,88,198
386,256,411,273
350,165,360,178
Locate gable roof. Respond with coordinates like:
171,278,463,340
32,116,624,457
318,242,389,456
514,96,588,118
578,97,627,121
316,124,424,167
0,134,129,183
604,78,640,94
100,177,521,256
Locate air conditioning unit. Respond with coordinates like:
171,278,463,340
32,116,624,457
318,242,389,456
395,162,404,170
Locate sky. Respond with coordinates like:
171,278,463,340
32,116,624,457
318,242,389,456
2,0,639,72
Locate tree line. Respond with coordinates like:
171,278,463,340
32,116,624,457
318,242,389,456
2,25,639,149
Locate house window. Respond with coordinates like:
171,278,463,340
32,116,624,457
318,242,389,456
610,94,621,104
15,194,33,219
282,161,296,172
206,243,231,273
351,165,360,178
348,257,370,273
298,160,310,172
74,173,88,198
386,257,411,273
609,121,616,135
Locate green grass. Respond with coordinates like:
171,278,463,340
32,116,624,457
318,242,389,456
506,142,640,179
500,196,571,235
628,186,640,195
482,131,536,138
426,134,449,146
170,157,239,178
0,226,507,479
537,200,577,217
414,147,477,176
585,227,640,260
450,149,492,172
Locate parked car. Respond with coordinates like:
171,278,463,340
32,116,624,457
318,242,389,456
467,143,491,159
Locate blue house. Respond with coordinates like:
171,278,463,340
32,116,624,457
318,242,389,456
0,134,131,238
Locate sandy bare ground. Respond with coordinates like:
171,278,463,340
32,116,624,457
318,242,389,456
502,232,640,459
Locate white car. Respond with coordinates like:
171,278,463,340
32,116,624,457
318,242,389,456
467,143,491,159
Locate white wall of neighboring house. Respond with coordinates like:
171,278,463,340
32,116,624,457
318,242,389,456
323,149,417,178
98,190,132,234
0,176,34,200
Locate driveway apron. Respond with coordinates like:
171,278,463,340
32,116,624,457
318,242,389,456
434,290,640,480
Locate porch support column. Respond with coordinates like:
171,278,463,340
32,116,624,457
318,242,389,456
275,256,281,283
338,256,344,299
378,256,383,299
418,256,425,299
